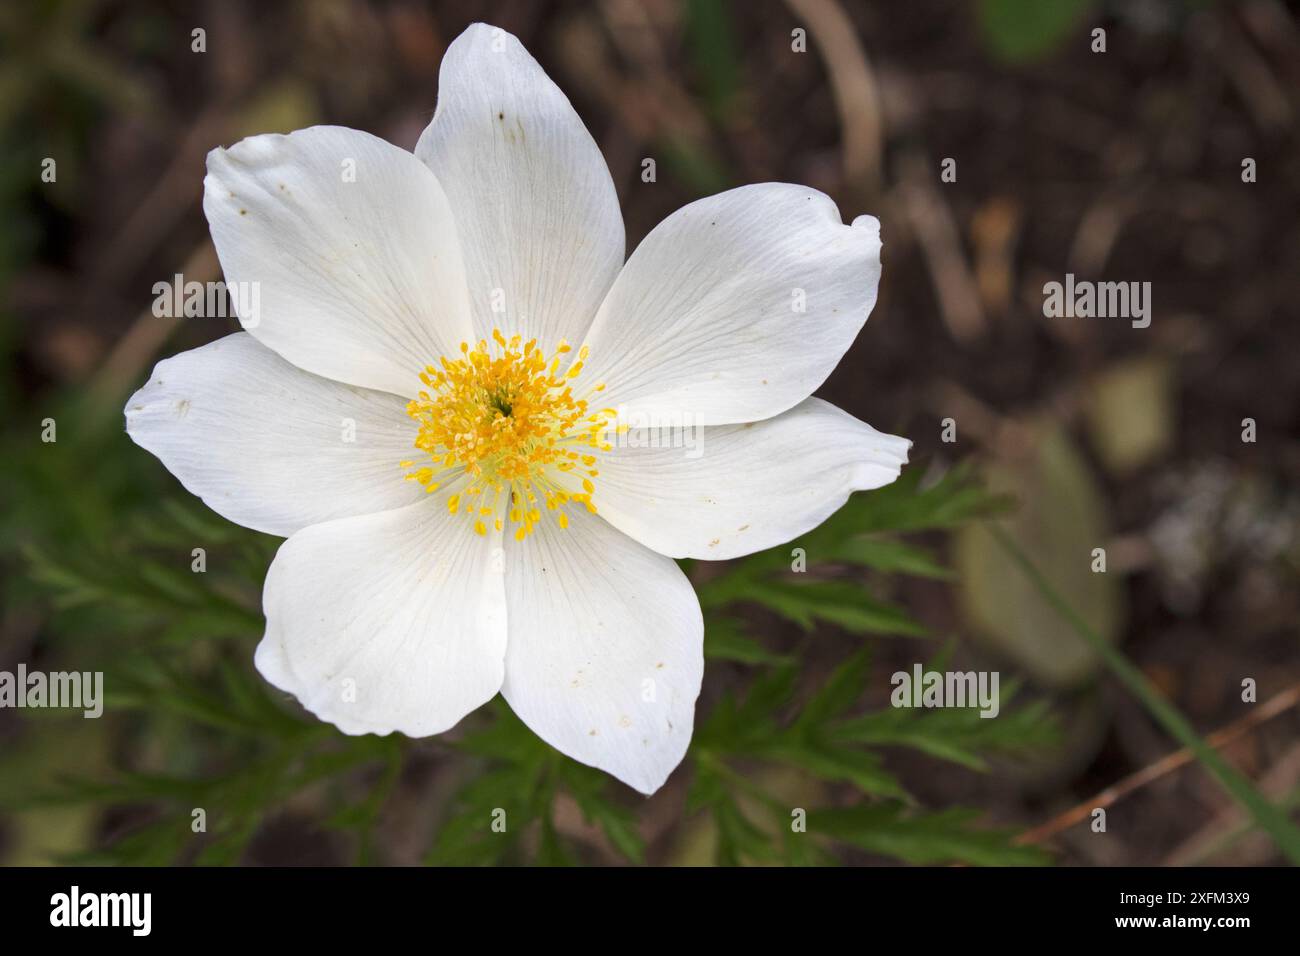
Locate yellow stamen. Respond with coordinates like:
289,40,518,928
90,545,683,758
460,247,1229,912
401,330,612,540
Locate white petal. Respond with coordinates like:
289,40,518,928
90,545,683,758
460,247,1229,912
594,398,909,560
415,23,624,348
125,333,426,537
502,511,703,795
204,125,473,397
583,184,882,426
257,499,507,736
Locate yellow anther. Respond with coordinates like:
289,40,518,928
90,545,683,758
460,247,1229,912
401,335,612,540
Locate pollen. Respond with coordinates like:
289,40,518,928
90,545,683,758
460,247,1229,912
403,331,613,539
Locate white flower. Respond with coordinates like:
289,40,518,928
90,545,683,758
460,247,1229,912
124,23,910,795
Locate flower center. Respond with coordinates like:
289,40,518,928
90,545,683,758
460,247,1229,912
401,330,615,540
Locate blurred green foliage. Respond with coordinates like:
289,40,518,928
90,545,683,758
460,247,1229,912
684,0,741,119
976,0,1094,63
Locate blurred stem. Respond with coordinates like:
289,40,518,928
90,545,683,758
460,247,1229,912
986,521,1300,864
